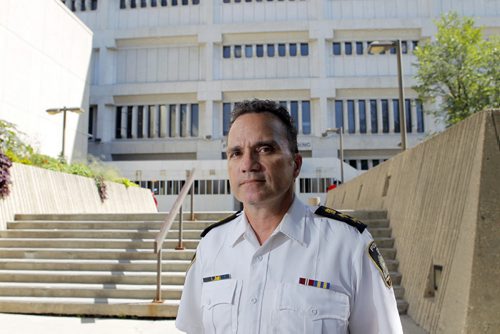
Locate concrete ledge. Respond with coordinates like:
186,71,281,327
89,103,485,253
0,163,157,230
326,110,500,333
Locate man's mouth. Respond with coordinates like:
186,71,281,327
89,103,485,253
240,179,265,186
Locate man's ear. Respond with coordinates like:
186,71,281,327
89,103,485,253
293,153,302,177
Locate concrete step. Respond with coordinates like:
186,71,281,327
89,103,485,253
0,248,195,260
0,283,182,300
366,227,392,238
0,299,179,317
0,271,186,285
379,248,396,260
6,221,214,230
397,299,409,314
390,272,402,286
0,259,191,272
393,285,405,299
0,230,204,239
14,212,233,222
0,238,199,250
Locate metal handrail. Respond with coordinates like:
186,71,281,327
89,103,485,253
153,168,196,303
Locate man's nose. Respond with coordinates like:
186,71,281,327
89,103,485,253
240,151,260,173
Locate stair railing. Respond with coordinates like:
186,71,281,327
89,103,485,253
153,168,196,303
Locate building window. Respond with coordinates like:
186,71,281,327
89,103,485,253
381,99,389,133
349,160,357,169
401,41,408,54
172,0,178,6
290,101,299,130
393,99,400,133
370,99,378,134
223,103,232,136
300,43,309,56
130,0,137,8
412,40,419,52
182,0,188,5
91,0,98,10
361,160,369,170
80,0,86,11
245,45,253,58
193,0,199,4
256,44,264,57
416,100,425,133
278,43,286,57
115,107,122,139
347,100,355,134
126,106,133,139
333,42,341,55
302,101,311,135
141,0,147,7
88,105,97,140
267,44,275,57
120,0,126,8
151,0,157,7
345,42,352,55
223,46,231,59
356,41,363,55
335,100,343,129
373,159,380,167
191,104,199,137
161,0,167,6
289,43,297,57
405,99,412,133
234,45,242,58
359,100,366,134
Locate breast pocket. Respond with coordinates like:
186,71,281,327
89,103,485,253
201,279,241,334
273,283,350,334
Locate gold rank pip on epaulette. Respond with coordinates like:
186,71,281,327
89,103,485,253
315,206,367,233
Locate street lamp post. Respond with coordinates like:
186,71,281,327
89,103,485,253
368,40,407,151
46,106,84,160
322,127,344,184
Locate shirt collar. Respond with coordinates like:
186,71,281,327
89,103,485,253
228,197,309,248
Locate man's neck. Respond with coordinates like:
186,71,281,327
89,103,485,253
244,194,295,245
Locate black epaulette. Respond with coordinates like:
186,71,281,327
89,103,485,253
315,206,367,233
200,211,242,238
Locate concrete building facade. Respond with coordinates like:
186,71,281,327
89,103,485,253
65,0,500,210
0,0,93,162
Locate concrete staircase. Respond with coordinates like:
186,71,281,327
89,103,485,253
0,210,408,317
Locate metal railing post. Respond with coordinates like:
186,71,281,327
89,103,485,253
190,184,194,221
175,206,184,250
154,249,162,303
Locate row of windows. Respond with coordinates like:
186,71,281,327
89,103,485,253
137,179,231,195
62,0,98,11
222,100,311,136
119,0,199,9
223,0,306,3
334,98,425,135
115,104,199,139
223,43,309,59
332,40,419,56
138,177,346,195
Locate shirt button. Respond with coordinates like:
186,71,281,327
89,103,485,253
251,297,257,304
311,309,318,315
257,256,263,262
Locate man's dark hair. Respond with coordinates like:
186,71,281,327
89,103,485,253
229,99,299,154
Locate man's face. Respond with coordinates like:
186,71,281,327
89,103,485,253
227,112,302,208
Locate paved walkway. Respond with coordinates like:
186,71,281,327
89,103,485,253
0,313,427,333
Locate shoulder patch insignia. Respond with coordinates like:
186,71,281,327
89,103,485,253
368,241,392,288
200,211,242,238
314,206,367,233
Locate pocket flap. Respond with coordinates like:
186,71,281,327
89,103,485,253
201,279,237,310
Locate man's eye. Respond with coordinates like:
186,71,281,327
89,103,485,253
258,146,273,153
229,151,241,159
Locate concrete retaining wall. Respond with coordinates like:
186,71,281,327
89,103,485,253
326,110,499,333
0,163,158,230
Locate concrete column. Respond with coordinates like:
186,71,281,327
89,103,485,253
411,99,418,133
131,105,138,138
149,105,157,138
354,99,360,134
366,99,372,134
377,99,383,133
120,106,127,139
159,104,167,138
388,99,395,134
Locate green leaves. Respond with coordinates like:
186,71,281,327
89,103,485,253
413,12,500,127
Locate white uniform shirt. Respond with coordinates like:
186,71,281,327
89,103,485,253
176,198,403,334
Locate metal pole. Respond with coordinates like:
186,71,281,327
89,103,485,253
339,127,344,184
154,249,162,302
190,184,194,221
62,109,67,159
396,40,407,151
175,206,184,250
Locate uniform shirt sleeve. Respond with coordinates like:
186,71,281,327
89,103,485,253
175,247,203,334
348,232,403,334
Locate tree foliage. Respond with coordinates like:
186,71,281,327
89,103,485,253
414,12,500,127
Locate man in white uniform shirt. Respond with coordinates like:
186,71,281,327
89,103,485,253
176,99,403,333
